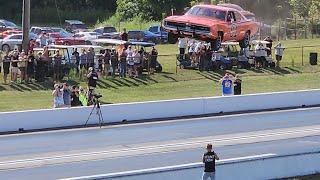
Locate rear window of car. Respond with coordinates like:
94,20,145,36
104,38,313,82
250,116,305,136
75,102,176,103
71,24,87,29
10,35,22,39
186,6,226,21
149,26,158,33
103,27,117,33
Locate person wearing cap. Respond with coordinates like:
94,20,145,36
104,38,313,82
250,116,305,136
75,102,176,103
87,67,98,89
202,143,219,180
219,73,234,96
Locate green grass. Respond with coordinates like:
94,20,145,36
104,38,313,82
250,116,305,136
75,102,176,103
0,38,320,112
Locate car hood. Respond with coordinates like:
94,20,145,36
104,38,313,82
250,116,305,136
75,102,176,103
165,15,221,27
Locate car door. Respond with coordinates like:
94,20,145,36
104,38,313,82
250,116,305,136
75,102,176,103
226,11,237,40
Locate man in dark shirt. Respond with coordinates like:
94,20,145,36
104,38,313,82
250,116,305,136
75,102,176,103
202,144,219,180
87,67,98,89
234,75,242,95
121,28,128,41
72,48,80,74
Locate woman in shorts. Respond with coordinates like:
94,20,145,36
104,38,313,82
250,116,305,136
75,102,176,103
10,50,20,83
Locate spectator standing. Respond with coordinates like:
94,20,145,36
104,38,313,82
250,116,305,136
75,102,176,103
121,28,128,41
79,49,87,70
35,52,44,82
71,85,82,107
202,144,219,180
133,50,141,77
11,49,20,83
274,42,285,67
178,37,188,56
103,49,111,77
2,50,11,84
52,84,64,108
264,36,273,56
87,47,95,69
150,47,158,75
87,67,98,89
188,40,197,64
110,48,118,78
254,42,265,68
126,46,135,77
62,83,71,107
26,50,36,83
219,73,234,96
199,47,207,71
72,48,80,74
39,33,48,47
53,50,62,81
18,51,28,83
119,49,127,78
234,75,242,95
79,87,88,106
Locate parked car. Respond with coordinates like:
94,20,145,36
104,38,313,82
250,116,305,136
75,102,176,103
93,26,120,39
148,25,168,42
0,19,19,33
50,27,73,38
128,30,160,44
54,34,87,45
0,32,37,51
0,29,21,39
74,32,100,42
64,20,88,33
30,26,54,36
0,34,23,51
162,5,258,50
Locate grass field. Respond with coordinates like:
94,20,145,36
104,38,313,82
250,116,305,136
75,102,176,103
0,38,319,112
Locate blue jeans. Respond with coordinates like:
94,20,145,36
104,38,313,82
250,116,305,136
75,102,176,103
120,63,126,77
202,172,216,180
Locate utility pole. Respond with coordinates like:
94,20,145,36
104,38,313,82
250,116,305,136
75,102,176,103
22,0,30,53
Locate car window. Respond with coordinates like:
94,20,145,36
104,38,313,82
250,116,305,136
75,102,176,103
104,27,117,33
89,32,99,36
3,21,17,27
227,11,236,22
149,26,158,33
186,7,226,21
10,35,22,39
0,22,5,27
234,12,243,22
93,28,103,34
72,24,87,29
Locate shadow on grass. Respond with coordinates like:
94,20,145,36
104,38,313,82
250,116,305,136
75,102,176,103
285,67,302,73
162,75,178,82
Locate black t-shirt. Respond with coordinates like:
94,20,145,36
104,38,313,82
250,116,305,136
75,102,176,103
234,79,242,95
71,92,81,107
121,32,128,41
203,151,216,172
11,55,19,67
72,51,80,64
88,71,98,87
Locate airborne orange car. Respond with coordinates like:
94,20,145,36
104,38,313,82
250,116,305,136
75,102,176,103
162,4,258,50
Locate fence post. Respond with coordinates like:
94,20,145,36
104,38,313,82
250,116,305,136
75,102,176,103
278,19,281,41
294,17,297,40
311,18,314,39
301,46,304,66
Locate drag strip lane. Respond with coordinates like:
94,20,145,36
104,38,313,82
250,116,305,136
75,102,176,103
1,125,320,171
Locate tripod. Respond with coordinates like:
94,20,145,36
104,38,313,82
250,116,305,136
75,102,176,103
85,98,104,128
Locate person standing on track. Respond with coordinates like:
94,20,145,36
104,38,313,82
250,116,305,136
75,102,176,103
202,143,219,180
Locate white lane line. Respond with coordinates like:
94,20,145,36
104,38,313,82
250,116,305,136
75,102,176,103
2,106,320,138
0,125,319,170
59,153,277,180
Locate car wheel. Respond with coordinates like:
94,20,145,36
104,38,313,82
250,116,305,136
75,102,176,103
237,62,244,69
219,63,226,70
2,44,10,52
168,32,178,44
240,32,250,48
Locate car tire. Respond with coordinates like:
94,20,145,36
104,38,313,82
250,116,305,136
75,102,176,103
2,44,10,52
240,32,250,48
168,32,178,44
219,63,227,70
237,62,244,69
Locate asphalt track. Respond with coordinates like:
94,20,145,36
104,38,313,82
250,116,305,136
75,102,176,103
1,107,320,180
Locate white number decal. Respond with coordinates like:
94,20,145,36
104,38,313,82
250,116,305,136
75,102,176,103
230,23,237,38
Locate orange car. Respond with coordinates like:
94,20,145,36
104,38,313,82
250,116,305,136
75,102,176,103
162,4,258,50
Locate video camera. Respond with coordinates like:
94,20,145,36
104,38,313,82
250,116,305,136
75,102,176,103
93,94,103,99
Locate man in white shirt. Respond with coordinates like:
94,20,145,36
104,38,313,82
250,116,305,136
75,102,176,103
274,42,285,67
178,37,188,56
254,43,266,68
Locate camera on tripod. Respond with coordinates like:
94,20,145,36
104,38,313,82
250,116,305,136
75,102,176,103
93,94,103,99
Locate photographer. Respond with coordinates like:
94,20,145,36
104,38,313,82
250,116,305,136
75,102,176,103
87,67,98,89
52,84,64,108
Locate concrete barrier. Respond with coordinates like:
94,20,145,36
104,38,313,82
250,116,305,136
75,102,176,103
0,89,319,133
61,151,320,180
